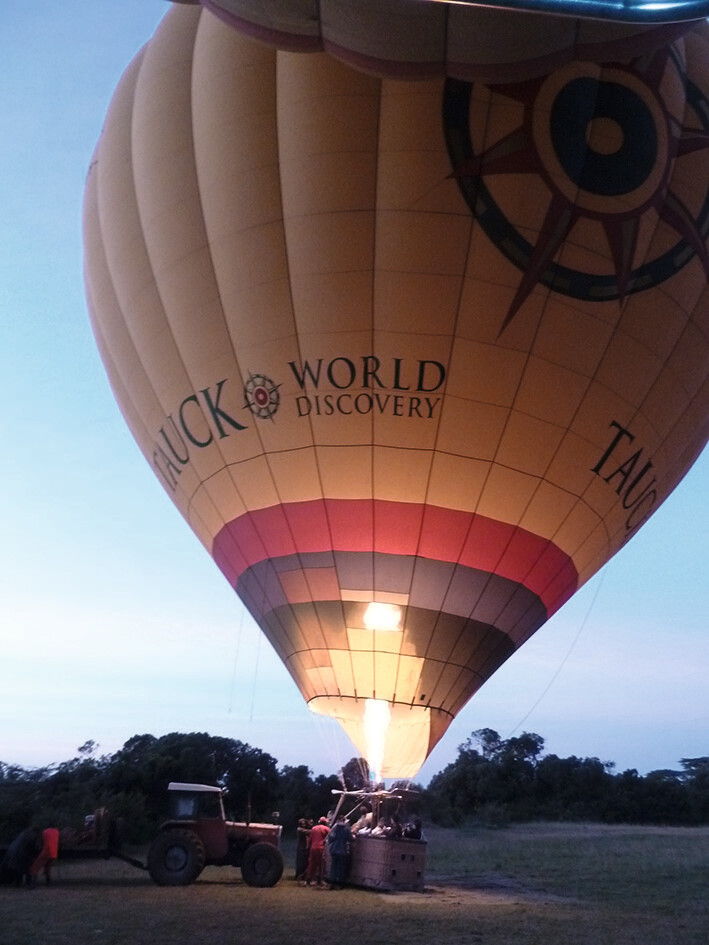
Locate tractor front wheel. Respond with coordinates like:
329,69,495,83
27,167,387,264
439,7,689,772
241,842,284,887
147,829,205,886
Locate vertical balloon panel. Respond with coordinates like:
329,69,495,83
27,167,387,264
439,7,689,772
85,4,709,778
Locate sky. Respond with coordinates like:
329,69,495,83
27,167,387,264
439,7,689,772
1,1,707,786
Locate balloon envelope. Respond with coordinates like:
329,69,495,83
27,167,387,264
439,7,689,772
84,4,709,777
187,0,694,80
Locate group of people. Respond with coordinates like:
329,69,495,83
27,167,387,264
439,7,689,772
350,810,423,840
1,826,60,887
294,807,423,890
295,814,352,890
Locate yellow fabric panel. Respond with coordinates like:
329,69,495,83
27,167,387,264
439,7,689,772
314,445,372,500
372,447,434,505
373,272,460,337
88,59,187,410
596,329,665,407
666,321,709,401
533,304,615,378
496,414,566,480
519,481,580,539
130,24,224,366
86,103,217,546
448,340,527,407
393,654,425,705
264,448,320,505
372,651,405,702
573,520,621,585
619,295,688,363
571,385,640,454
284,213,375,290
276,53,378,355
556,501,612,568
94,9,246,511
285,272,372,338
127,6,272,503
329,649,357,698
663,388,709,475
378,705,431,781
349,650,375,698
456,267,532,346
514,356,590,427
191,470,246,532
375,210,471,279
304,665,338,695
425,452,490,512
275,57,380,217
184,490,227,550
285,615,329,661
346,627,402,656
476,465,542,527
192,17,280,230
437,396,508,462
230,455,281,510
377,80,463,207
191,22,296,354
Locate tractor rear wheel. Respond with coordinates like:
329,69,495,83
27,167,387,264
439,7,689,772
147,829,205,886
241,842,284,887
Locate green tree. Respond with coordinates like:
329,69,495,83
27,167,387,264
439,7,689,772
680,757,709,822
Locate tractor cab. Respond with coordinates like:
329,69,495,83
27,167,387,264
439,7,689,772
167,782,225,821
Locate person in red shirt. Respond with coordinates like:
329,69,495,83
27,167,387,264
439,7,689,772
303,817,330,887
29,827,60,885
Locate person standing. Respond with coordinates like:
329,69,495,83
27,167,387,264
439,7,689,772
29,828,60,885
327,814,352,889
294,818,311,881
303,817,330,887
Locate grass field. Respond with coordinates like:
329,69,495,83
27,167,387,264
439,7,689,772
1,823,708,945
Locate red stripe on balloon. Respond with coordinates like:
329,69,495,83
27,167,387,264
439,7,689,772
212,499,577,616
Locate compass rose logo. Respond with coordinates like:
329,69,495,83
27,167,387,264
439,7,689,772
444,46,709,329
244,373,281,420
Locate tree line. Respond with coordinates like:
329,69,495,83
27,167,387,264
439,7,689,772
1,729,708,844
426,728,709,827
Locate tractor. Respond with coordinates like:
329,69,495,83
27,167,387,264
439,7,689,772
147,782,283,887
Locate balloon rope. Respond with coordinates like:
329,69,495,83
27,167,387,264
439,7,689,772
311,710,348,783
249,629,263,722
507,566,607,737
227,603,246,714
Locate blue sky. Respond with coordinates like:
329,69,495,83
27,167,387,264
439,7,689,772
1,0,707,784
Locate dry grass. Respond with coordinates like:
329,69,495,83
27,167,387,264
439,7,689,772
1,823,708,945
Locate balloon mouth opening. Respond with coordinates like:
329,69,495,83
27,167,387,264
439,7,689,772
309,695,448,781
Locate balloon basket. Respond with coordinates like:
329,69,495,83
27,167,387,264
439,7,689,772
346,834,427,892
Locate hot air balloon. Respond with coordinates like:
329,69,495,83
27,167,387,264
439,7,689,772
83,0,709,779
